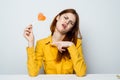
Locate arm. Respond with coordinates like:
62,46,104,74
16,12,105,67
26,41,43,77
67,39,87,77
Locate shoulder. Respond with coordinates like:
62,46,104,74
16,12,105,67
76,38,82,48
36,35,51,45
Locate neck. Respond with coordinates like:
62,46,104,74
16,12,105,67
52,30,66,42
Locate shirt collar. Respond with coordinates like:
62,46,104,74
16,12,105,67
45,35,52,45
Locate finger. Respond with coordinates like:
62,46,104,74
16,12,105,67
59,50,63,53
24,30,29,35
60,46,66,51
28,26,33,33
25,31,30,35
25,28,33,33
25,29,31,33
61,48,66,51
24,34,29,40
26,24,33,30
24,32,29,36
58,46,63,53
25,28,34,36
31,28,33,33
23,31,29,38
50,42,57,47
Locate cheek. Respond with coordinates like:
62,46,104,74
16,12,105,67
56,21,60,28
56,21,62,30
67,25,73,31
58,17,64,24
56,18,63,28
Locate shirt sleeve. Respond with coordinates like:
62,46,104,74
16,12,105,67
26,40,43,77
67,39,87,77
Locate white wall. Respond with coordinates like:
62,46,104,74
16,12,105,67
0,0,120,74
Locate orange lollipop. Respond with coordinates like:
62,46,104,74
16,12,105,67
38,13,46,21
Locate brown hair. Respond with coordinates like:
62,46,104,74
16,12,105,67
50,9,82,62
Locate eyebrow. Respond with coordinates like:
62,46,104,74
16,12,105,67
65,15,74,23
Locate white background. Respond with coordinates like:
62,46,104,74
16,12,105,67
0,0,120,74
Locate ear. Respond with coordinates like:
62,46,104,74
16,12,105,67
56,15,60,21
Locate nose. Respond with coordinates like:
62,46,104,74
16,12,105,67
65,20,70,25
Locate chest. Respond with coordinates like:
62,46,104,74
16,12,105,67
43,44,58,61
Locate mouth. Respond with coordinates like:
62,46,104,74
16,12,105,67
62,24,67,29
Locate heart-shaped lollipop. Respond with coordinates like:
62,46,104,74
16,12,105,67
32,12,46,26
38,13,46,21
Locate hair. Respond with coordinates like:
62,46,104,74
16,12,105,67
50,9,82,62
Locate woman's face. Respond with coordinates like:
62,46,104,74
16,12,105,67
55,13,76,34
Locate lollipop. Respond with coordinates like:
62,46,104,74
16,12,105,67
38,13,46,21
32,12,46,25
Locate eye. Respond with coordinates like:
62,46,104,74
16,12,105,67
71,22,74,25
69,21,74,25
70,22,74,25
64,16,68,20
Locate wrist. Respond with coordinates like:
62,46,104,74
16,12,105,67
69,42,74,46
28,41,34,48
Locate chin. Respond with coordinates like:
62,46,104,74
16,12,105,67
57,28,68,34
60,31,68,34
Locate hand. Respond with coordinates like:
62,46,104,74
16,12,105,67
51,41,74,53
23,24,34,47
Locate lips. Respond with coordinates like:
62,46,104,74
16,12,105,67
62,24,67,29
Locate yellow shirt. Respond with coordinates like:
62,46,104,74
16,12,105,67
26,35,87,77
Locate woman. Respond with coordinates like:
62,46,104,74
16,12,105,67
23,9,87,77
